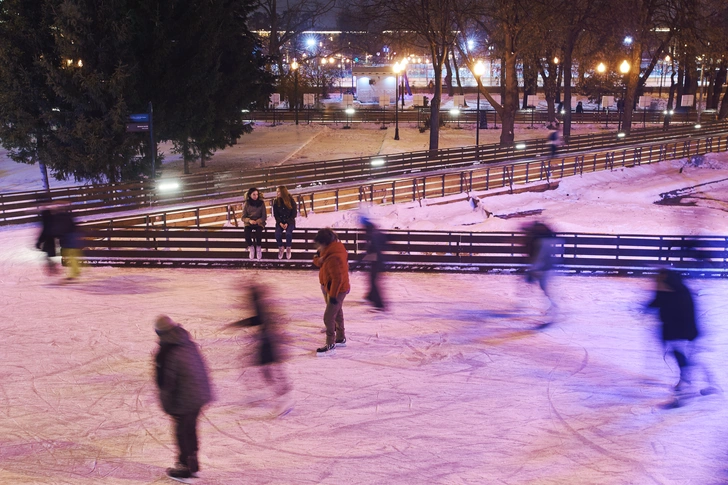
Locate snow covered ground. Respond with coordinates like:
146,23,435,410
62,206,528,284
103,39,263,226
1,129,728,484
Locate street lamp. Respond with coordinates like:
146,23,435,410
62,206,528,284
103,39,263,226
618,60,630,131
393,62,402,140
596,62,606,111
474,60,485,156
400,59,408,109
291,61,299,125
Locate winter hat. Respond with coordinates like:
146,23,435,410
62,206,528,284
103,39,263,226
154,315,178,333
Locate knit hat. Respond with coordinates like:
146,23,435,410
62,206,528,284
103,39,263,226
154,315,178,333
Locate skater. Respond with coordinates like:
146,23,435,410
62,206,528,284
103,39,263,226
312,228,350,356
522,221,558,325
360,216,387,311
52,203,82,280
272,186,297,260
154,315,212,481
546,123,562,159
35,201,58,275
647,269,718,408
242,187,266,260
235,284,292,414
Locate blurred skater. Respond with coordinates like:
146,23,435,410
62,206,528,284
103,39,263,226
313,228,350,356
647,269,719,408
546,123,562,158
154,315,212,481
242,187,266,260
235,284,293,415
522,221,558,326
273,186,297,260
35,201,58,275
360,216,387,311
53,203,82,280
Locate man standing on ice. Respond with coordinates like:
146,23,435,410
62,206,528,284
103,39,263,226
313,228,350,356
154,315,212,481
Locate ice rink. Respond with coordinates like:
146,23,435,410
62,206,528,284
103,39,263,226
1,225,727,484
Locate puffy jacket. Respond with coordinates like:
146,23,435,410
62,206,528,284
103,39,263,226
242,200,267,227
649,284,699,342
313,240,350,298
155,326,213,415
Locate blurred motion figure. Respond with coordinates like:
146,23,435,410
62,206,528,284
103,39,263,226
360,216,387,311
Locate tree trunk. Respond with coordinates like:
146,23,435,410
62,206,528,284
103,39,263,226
663,72,676,129
709,64,726,110
621,45,642,135
718,85,728,120
39,162,50,194
183,139,190,175
200,152,206,168
444,53,454,97
562,43,575,138
500,33,517,146
428,45,446,152
452,53,465,100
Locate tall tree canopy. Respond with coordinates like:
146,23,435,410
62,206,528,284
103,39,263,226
0,0,273,184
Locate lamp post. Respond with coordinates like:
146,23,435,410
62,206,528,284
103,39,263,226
697,56,705,125
596,62,606,111
400,59,408,110
291,61,299,125
617,60,630,132
474,61,485,156
394,61,401,139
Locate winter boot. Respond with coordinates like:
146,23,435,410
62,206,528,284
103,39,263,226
256,246,263,260
248,246,255,260
278,247,285,259
286,247,292,259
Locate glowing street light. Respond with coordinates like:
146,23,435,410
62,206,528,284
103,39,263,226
596,62,606,73
291,61,299,125
618,60,630,131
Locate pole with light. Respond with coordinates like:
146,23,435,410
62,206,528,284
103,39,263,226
291,60,299,125
618,60,630,131
400,59,408,109
474,60,485,157
697,55,705,126
393,62,402,140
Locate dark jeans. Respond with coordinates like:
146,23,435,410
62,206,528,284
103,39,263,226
321,285,347,346
245,224,264,247
366,260,385,309
275,223,295,248
173,408,201,472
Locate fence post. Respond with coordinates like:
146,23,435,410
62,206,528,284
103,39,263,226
335,189,339,211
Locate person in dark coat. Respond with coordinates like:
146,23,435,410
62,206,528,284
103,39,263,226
52,203,82,280
235,284,292,414
35,203,58,275
360,216,387,311
522,221,558,326
647,269,718,407
272,186,297,260
154,316,213,480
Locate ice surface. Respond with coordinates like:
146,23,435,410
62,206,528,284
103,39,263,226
2,128,728,484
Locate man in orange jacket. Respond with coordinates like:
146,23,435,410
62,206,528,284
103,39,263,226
312,228,350,356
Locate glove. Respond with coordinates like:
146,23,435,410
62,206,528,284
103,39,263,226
329,296,338,305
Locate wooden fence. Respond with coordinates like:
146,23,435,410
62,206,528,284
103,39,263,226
3,121,727,226
76,227,728,276
81,132,728,230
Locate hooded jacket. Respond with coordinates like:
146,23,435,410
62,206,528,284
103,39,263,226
648,273,699,342
155,326,213,416
313,240,350,298
242,198,267,227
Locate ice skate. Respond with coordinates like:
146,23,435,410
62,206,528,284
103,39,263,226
316,343,336,356
165,463,197,483
335,337,347,348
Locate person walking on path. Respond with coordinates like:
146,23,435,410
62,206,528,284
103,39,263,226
154,315,213,481
647,269,718,408
272,186,297,260
312,228,350,356
360,216,387,311
242,187,267,260
35,202,58,276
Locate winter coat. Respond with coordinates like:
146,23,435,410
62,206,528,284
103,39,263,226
313,240,350,298
36,209,57,257
364,223,387,262
649,280,699,342
52,211,83,250
242,199,267,227
155,326,213,416
273,199,297,227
